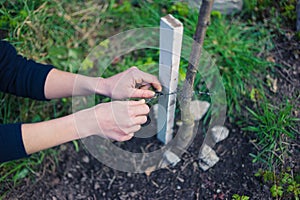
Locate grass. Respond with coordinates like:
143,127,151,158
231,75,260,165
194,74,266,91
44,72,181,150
0,0,298,198
244,100,299,168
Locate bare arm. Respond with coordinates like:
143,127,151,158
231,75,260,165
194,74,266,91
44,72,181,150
22,67,161,155
22,100,149,155
1,41,163,161
44,67,162,99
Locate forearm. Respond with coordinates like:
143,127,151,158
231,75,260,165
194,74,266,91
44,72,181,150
44,69,109,99
21,99,149,155
21,114,80,155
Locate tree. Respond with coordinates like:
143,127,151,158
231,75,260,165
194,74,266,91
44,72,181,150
177,0,215,151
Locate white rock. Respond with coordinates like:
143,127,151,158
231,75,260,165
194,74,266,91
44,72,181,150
211,125,229,143
82,155,90,163
190,100,210,121
187,0,243,14
154,100,209,121
198,144,219,171
198,161,210,171
163,150,181,167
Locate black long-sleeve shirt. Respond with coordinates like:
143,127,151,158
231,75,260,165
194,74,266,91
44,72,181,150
0,41,54,163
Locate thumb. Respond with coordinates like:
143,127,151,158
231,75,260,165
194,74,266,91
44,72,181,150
130,88,155,98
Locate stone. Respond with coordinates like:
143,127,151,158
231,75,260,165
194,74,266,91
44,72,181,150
190,100,210,121
153,100,210,121
186,0,243,14
211,125,229,143
198,144,220,171
82,155,90,163
163,150,181,167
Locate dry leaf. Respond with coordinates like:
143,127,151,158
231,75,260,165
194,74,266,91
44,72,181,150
145,165,156,177
266,56,275,63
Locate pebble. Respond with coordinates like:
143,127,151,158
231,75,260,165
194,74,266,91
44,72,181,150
163,150,181,167
82,156,90,163
94,182,100,190
67,173,73,179
190,100,210,121
211,125,229,143
198,144,220,171
177,185,181,190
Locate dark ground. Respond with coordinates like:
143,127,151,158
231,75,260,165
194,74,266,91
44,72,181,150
2,30,300,200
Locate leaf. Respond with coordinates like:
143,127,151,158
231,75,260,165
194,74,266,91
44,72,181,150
81,59,94,70
13,168,29,182
145,165,156,177
179,67,186,82
270,184,283,197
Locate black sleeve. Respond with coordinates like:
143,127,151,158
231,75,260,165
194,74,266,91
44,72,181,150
0,41,54,162
0,124,29,163
0,40,54,100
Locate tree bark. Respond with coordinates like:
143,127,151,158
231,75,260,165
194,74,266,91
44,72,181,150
177,0,215,150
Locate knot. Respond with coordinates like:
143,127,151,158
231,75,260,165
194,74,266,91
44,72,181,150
200,21,210,27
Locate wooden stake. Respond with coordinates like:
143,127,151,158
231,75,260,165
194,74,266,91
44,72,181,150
157,14,183,144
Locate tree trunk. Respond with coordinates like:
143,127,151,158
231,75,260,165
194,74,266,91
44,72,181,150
177,0,215,150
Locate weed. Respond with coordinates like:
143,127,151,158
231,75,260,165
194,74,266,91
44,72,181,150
255,168,300,199
232,194,250,200
243,0,298,30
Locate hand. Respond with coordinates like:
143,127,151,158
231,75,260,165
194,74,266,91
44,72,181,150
99,67,162,99
74,99,149,141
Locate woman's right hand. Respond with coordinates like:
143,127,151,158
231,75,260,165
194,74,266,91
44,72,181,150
74,99,149,141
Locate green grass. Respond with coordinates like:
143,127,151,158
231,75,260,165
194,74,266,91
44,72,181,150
244,100,299,168
100,1,274,117
0,0,298,197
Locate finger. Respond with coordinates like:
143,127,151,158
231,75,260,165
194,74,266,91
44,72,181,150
133,116,148,125
128,125,141,133
127,104,149,119
126,99,146,106
136,71,162,92
130,88,155,98
139,83,151,90
118,133,134,142
132,103,150,116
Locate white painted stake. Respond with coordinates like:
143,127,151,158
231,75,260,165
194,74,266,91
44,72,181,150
157,14,183,144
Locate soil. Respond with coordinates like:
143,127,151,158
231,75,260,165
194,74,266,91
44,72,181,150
1,28,299,200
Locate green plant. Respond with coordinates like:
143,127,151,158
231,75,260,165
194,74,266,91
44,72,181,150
204,18,272,116
0,149,59,197
244,101,299,168
243,0,297,30
232,194,250,200
255,168,300,199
